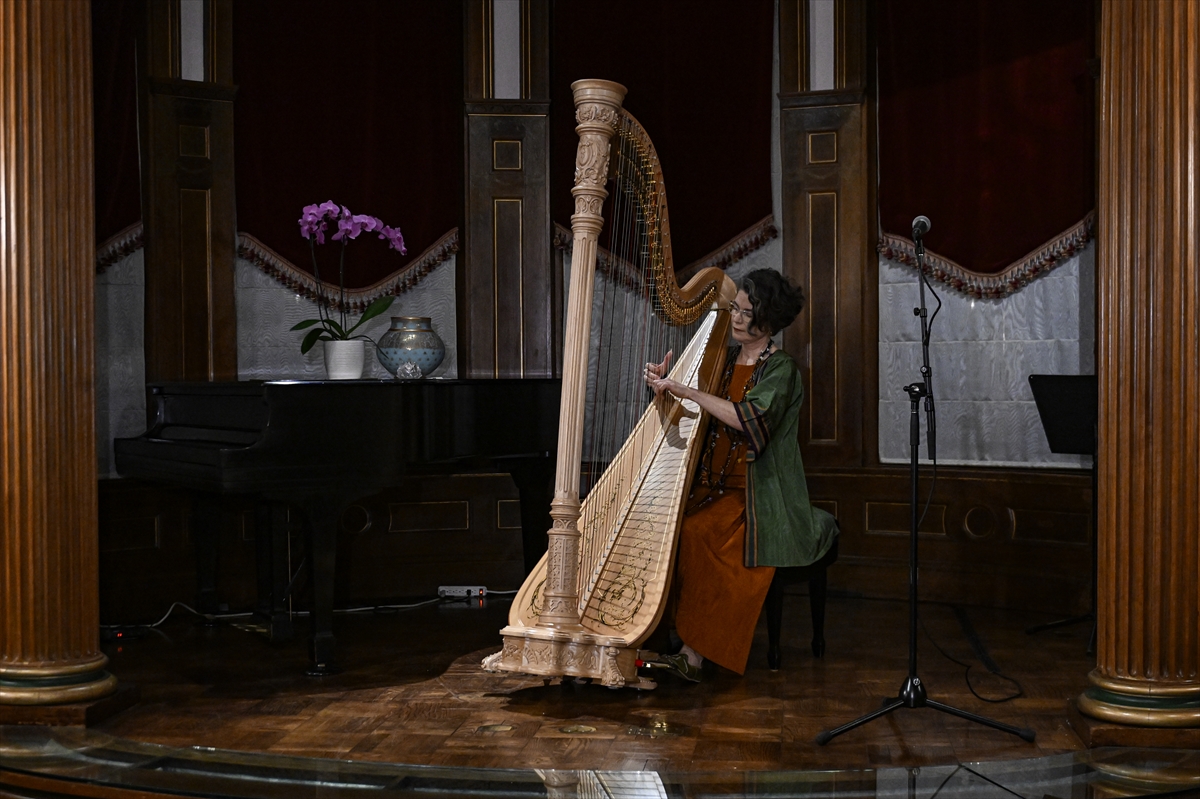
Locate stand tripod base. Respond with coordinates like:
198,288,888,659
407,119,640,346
1026,612,1097,655
815,676,1036,745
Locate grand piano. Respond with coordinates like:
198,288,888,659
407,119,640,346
114,378,561,674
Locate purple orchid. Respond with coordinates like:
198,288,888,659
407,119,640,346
379,225,406,254
298,201,344,245
294,202,407,353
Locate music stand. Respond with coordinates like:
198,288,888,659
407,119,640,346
1027,374,1098,652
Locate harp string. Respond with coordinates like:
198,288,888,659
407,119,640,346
580,115,701,500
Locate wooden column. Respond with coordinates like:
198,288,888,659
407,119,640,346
0,0,117,706
1078,0,1200,728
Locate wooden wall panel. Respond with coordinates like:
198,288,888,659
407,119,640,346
780,95,869,466
138,0,237,383
0,0,116,707
460,1,555,379
461,112,553,377
1079,0,1200,728
97,475,527,625
811,468,1093,614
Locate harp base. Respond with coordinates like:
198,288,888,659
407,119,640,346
483,626,638,688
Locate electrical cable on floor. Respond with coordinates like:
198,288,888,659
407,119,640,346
99,600,251,631
928,765,965,799
962,765,1031,799
102,591,514,633
920,606,1024,703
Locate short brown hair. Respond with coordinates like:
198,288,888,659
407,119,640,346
739,269,805,335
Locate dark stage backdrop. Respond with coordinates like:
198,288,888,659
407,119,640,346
92,0,141,246
233,0,462,288
551,0,775,270
877,0,1095,273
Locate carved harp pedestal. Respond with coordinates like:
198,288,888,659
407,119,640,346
483,80,736,688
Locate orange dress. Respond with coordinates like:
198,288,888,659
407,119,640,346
673,363,775,674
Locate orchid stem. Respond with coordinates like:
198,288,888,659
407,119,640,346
310,238,328,327
339,241,347,333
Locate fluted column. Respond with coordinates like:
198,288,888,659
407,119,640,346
1079,0,1200,727
0,1,116,705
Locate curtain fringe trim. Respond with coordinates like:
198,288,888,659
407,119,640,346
95,222,144,272
236,230,458,312
553,215,777,285
94,223,458,312
878,211,1096,299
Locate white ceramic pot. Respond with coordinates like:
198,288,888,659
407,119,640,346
323,339,365,380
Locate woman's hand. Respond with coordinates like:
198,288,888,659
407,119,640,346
644,351,691,399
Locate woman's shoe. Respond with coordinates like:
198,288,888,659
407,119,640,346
659,652,702,683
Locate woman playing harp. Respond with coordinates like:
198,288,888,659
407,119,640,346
644,269,839,681
484,79,743,688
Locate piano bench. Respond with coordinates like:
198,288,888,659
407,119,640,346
764,537,839,671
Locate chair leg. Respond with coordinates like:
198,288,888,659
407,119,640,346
809,566,828,658
766,573,785,671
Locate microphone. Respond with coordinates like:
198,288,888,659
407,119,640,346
912,215,931,238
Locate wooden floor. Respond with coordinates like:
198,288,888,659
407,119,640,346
95,591,1095,773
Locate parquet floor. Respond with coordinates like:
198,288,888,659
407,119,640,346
96,591,1094,772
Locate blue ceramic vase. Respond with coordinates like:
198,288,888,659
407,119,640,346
376,316,445,379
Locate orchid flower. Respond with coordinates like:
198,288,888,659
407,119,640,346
293,202,406,354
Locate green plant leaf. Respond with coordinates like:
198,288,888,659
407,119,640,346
291,318,322,331
346,295,395,334
300,327,329,354
324,318,349,339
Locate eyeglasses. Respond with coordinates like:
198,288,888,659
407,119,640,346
729,304,754,321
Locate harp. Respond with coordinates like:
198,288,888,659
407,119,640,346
483,80,736,688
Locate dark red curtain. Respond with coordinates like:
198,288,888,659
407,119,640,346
877,0,1095,273
92,0,141,245
233,1,462,288
551,0,775,269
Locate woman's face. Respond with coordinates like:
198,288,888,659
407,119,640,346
730,289,768,343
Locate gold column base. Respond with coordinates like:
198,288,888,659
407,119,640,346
0,655,118,707
1077,669,1200,728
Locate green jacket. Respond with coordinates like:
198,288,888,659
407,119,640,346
732,347,838,567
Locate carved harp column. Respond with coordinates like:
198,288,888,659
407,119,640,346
137,0,237,383
537,81,626,628
1077,0,1200,729
0,0,117,707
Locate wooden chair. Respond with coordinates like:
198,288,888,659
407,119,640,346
765,537,839,670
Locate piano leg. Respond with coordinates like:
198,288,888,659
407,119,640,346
299,495,344,676
504,455,555,573
192,496,222,620
254,502,294,642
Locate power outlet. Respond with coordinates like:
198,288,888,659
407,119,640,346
438,585,488,599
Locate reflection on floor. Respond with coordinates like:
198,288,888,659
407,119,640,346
93,593,1092,771
3,725,1199,799
3,593,1199,798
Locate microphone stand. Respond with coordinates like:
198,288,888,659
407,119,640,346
815,228,1035,746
